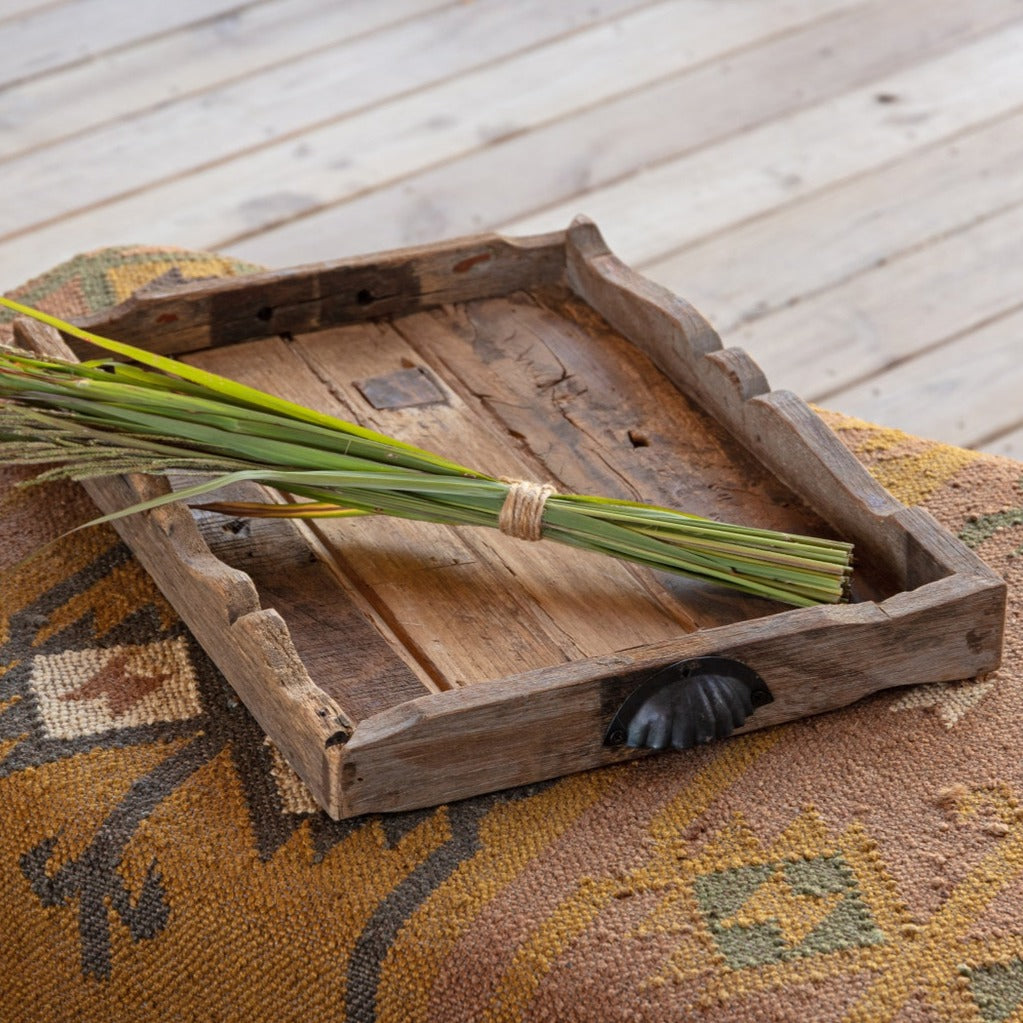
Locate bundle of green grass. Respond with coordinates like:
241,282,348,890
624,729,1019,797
0,296,852,607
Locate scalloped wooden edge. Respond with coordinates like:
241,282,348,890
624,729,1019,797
12,220,1007,818
13,316,353,807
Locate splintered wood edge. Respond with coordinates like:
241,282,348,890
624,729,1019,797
337,567,1006,816
12,316,352,810
561,217,1004,593
70,228,568,357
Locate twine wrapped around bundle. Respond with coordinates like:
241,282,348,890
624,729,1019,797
0,296,854,607
498,479,557,542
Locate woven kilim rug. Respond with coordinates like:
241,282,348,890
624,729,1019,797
3,249,1023,1023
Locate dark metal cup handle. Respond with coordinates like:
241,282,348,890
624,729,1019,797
604,656,772,751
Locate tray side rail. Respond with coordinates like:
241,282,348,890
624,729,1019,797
562,217,1004,594
337,566,1005,816
12,317,355,810
69,230,568,359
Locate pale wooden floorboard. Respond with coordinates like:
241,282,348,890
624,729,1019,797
990,424,1023,461
825,304,1023,450
1,0,454,159
236,0,861,257
0,0,249,88
0,1,63,24
1,0,1020,455
643,106,1023,334
0,0,652,245
732,200,1023,405
236,0,1013,260
505,23,1023,259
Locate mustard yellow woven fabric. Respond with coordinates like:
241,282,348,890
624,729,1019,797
3,250,1023,1022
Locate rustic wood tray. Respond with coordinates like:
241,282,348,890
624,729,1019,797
16,219,1006,819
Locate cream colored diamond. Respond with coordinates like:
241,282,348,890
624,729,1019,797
31,636,202,739
723,866,844,948
890,678,996,729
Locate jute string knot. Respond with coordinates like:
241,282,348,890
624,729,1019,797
498,478,557,542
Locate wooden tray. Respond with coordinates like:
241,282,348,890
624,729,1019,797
16,219,1006,819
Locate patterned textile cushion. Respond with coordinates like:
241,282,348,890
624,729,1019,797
3,249,1023,1023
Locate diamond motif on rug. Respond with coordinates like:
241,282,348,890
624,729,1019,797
693,853,883,969
889,677,997,728
31,636,201,738
969,958,1023,1023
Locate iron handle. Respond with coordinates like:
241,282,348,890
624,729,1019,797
604,656,772,751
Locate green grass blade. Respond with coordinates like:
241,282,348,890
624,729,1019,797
0,296,856,607
0,296,483,478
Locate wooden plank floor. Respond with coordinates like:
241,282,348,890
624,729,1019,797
2,0,1021,455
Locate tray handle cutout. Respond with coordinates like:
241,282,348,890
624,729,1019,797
604,656,773,751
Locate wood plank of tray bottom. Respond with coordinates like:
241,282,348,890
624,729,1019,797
182,340,564,687
393,290,840,626
187,489,435,718
188,334,687,688
289,322,696,657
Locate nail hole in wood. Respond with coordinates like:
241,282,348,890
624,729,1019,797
356,289,375,305
256,306,274,321
628,429,650,448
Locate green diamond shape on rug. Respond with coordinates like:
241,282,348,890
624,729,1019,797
694,855,882,969
969,959,1023,1023
784,854,852,896
800,882,884,955
713,919,788,970
693,864,773,922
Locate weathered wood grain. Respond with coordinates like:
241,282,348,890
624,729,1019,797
328,285,1008,813
188,318,693,686
338,568,1006,815
236,0,1020,262
506,23,1023,265
13,315,358,813
187,334,599,686
294,322,693,653
560,218,995,587
393,294,839,626
187,484,435,717
0,0,452,160
69,230,567,356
